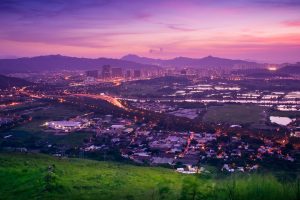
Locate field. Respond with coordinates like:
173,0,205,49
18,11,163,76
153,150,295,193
0,153,299,200
0,104,92,148
13,104,85,133
110,76,190,97
203,104,267,125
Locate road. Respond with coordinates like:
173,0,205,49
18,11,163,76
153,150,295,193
73,93,128,110
19,87,128,111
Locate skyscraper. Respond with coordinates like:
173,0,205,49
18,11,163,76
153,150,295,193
102,65,111,79
86,70,99,78
111,68,123,78
180,69,187,75
125,70,131,79
133,70,141,78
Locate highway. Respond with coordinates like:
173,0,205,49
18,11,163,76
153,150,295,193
73,93,128,110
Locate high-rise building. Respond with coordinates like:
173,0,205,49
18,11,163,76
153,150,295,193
180,69,187,75
133,70,141,78
102,65,111,79
86,70,99,78
111,67,123,78
125,70,131,79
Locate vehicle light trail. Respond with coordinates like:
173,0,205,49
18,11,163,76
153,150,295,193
73,94,128,110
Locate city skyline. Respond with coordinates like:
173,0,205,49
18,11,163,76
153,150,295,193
0,0,300,63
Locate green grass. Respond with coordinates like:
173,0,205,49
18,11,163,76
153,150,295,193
0,153,299,200
203,104,267,125
43,131,94,147
0,130,93,149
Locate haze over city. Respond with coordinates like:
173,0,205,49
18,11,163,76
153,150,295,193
1,0,300,63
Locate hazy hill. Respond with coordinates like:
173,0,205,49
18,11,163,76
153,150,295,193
278,64,300,74
122,54,264,69
0,55,160,73
234,64,300,78
0,74,32,88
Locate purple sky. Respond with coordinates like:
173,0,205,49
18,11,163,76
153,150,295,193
0,0,300,63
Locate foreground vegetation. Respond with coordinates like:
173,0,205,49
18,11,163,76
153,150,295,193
0,153,299,200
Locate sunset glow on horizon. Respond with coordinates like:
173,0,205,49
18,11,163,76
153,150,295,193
1,0,300,63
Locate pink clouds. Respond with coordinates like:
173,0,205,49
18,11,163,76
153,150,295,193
0,0,299,63
283,20,300,27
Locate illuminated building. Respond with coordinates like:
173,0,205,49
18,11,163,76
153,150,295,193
133,70,141,78
86,70,99,78
125,70,131,79
111,67,123,78
102,65,111,79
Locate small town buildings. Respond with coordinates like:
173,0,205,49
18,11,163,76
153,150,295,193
43,121,82,132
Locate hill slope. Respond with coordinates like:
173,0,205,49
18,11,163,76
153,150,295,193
0,74,32,89
0,153,299,200
278,64,300,74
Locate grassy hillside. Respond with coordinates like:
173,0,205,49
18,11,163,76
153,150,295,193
0,153,299,200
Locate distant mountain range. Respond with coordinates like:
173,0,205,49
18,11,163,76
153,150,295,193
0,55,159,73
0,74,32,89
121,54,265,69
233,63,300,78
0,54,298,74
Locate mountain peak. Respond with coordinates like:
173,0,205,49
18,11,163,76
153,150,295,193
202,55,217,59
121,54,141,60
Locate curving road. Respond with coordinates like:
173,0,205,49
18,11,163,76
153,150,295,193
73,93,128,110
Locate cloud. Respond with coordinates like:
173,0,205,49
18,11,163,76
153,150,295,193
252,0,300,7
167,25,197,32
0,0,299,62
135,13,152,20
149,47,163,54
156,22,198,32
282,20,300,27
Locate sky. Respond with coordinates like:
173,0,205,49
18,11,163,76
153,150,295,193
0,0,300,63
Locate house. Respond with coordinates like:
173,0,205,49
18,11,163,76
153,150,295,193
152,157,174,165
176,165,200,174
111,124,125,130
43,121,82,132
